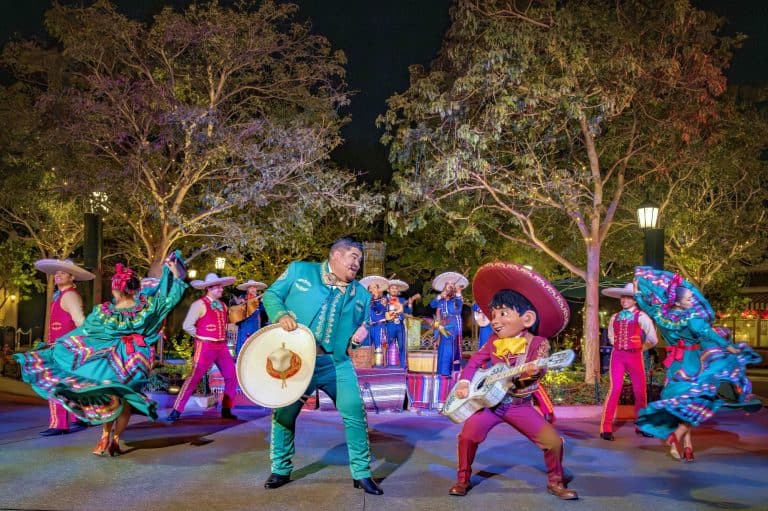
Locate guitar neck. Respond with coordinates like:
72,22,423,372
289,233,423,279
485,358,544,386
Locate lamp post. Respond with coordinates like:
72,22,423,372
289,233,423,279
637,202,664,270
84,191,109,308
214,257,226,271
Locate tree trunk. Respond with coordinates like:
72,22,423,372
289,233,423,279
583,242,601,384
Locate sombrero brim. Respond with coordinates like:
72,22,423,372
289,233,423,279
34,259,95,281
360,276,389,290
190,276,236,289
236,324,316,408
236,280,267,291
602,286,634,299
472,262,570,338
388,279,409,292
432,272,469,292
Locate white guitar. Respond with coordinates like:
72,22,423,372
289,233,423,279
442,349,575,424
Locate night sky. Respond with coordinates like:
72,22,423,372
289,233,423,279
1,1,765,183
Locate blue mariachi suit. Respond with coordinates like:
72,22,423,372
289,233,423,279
234,297,265,357
385,296,411,368
431,294,463,376
262,260,373,479
366,297,388,349
472,303,493,349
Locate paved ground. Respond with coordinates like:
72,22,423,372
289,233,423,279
1,389,767,511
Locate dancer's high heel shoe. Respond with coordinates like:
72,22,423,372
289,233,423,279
683,446,695,462
108,436,124,457
666,433,682,460
92,436,110,457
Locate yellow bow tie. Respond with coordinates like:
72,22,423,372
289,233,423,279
493,337,527,358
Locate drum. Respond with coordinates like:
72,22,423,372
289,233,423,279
228,303,246,323
245,297,260,317
405,317,423,351
407,350,437,373
351,345,374,369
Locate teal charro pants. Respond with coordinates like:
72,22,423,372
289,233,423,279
270,354,372,479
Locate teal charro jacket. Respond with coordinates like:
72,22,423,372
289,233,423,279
262,261,371,364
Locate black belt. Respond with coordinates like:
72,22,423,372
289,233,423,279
502,394,533,405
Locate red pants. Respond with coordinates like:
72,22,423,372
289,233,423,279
600,349,647,433
173,340,236,412
456,399,565,485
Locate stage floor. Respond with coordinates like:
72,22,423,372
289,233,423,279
1,392,767,511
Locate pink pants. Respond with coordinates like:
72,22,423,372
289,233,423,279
173,340,237,412
49,401,74,429
600,349,647,433
456,400,565,485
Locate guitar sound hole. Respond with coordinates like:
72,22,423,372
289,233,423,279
477,378,487,388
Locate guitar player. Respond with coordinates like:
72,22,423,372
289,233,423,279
448,262,578,501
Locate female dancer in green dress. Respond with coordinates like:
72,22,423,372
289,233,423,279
633,267,761,461
15,252,187,456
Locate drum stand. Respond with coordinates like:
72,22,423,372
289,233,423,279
362,382,379,414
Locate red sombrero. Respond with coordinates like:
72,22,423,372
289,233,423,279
472,261,570,338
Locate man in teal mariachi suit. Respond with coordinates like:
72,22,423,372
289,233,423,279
261,238,384,495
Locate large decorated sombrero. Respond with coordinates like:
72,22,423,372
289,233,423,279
432,271,469,292
472,262,570,338
190,273,236,290
602,283,635,299
236,324,317,408
359,275,389,290
34,259,95,281
388,279,409,292
236,279,268,292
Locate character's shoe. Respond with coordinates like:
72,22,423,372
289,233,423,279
563,472,574,487
666,433,682,460
92,436,110,456
107,436,124,457
635,428,654,438
165,409,181,422
221,407,238,420
600,432,615,441
683,446,695,462
39,428,68,437
353,477,383,495
264,473,291,489
449,480,472,496
547,482,579,500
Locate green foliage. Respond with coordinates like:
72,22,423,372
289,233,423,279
379,0,748,381
2,0,382,274
0,239,45,309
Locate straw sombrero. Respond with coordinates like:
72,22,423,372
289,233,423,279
602,283,635,299
360,275,389,290
388,279,409,292
236,324,317,408
190,273,236,290
432,271,469,292
472,262,570,338
34,259,95,281
236,279,268,292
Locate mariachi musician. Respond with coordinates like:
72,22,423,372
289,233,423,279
385,279,420,369
431,271,468,376
231,279,267,357
360,276,389,352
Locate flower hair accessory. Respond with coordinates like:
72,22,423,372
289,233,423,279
112,263,136,293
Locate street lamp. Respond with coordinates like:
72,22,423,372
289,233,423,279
188,269,198,279
214,257,226,271
636,201,664,270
